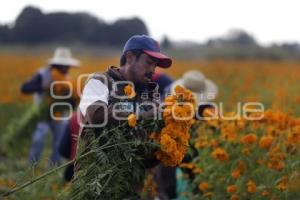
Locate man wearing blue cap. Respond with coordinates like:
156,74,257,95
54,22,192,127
79,34,172,127
76,35,172,199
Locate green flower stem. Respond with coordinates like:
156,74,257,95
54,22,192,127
1,141,153,197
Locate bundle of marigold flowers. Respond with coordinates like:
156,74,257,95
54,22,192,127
150,85,196,166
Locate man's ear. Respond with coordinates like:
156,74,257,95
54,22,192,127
125,51,136,65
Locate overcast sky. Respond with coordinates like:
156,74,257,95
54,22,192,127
1,0,300,45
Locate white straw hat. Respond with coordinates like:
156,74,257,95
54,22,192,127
171,70,218,103
48,47,80,67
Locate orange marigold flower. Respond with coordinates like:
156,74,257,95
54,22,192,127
163,105,172,119
173,104,194,119
174,85,194,102
227,185,237,193
242,148,251,156
127,113,137,127
231,161,246,179
247,180,256,193
179,163,195,169
221,122,237,142
160,134,177,154
231,169,241,179
236,119,245,129
198,182,209,192
179,163,203,174
221,130,238,142
124,84,136,98
164,96,176,105
159,150,184,167
149,132,160,141
180,163,202,174
276,176,288,191
211,147,229,161
286,132,300,145
259,135,273,149
210,139,219,148
195,137,208,148
241,133,257,144
268,159,285,171
174,85,186,94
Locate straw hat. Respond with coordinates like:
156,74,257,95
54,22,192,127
171,70,218,103
48,47,80,67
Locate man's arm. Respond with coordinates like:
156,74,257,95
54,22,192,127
79,77,119,127
21,73,43,94
86,100,111,126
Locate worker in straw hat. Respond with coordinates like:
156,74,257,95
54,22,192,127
21,47,80,166
169,70,218,118
171,70,218,104
154,70,218,199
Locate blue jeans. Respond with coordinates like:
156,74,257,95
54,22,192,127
28,119,69,165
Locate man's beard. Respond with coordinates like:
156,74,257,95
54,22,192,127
133,74,152,92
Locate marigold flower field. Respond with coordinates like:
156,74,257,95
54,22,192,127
1,51,300,199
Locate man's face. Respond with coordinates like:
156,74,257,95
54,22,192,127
129,53,158,85
52,65,70,75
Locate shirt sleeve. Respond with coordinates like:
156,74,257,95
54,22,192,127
79,78,109,116
21,73,43,94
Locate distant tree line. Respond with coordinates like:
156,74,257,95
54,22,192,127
167,29,300,60
0,6,148,45
204,29,300,60
1,6,299,60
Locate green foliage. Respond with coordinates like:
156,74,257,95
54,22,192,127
70,122,157,200
0,104,39,156
0,101,52,156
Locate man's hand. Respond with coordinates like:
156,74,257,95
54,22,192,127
138,99,159,120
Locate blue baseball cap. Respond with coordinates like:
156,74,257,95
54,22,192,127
122,35,172,68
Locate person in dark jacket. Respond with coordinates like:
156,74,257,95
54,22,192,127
151,71,173,100
153,70,219,200
21,47,80,166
